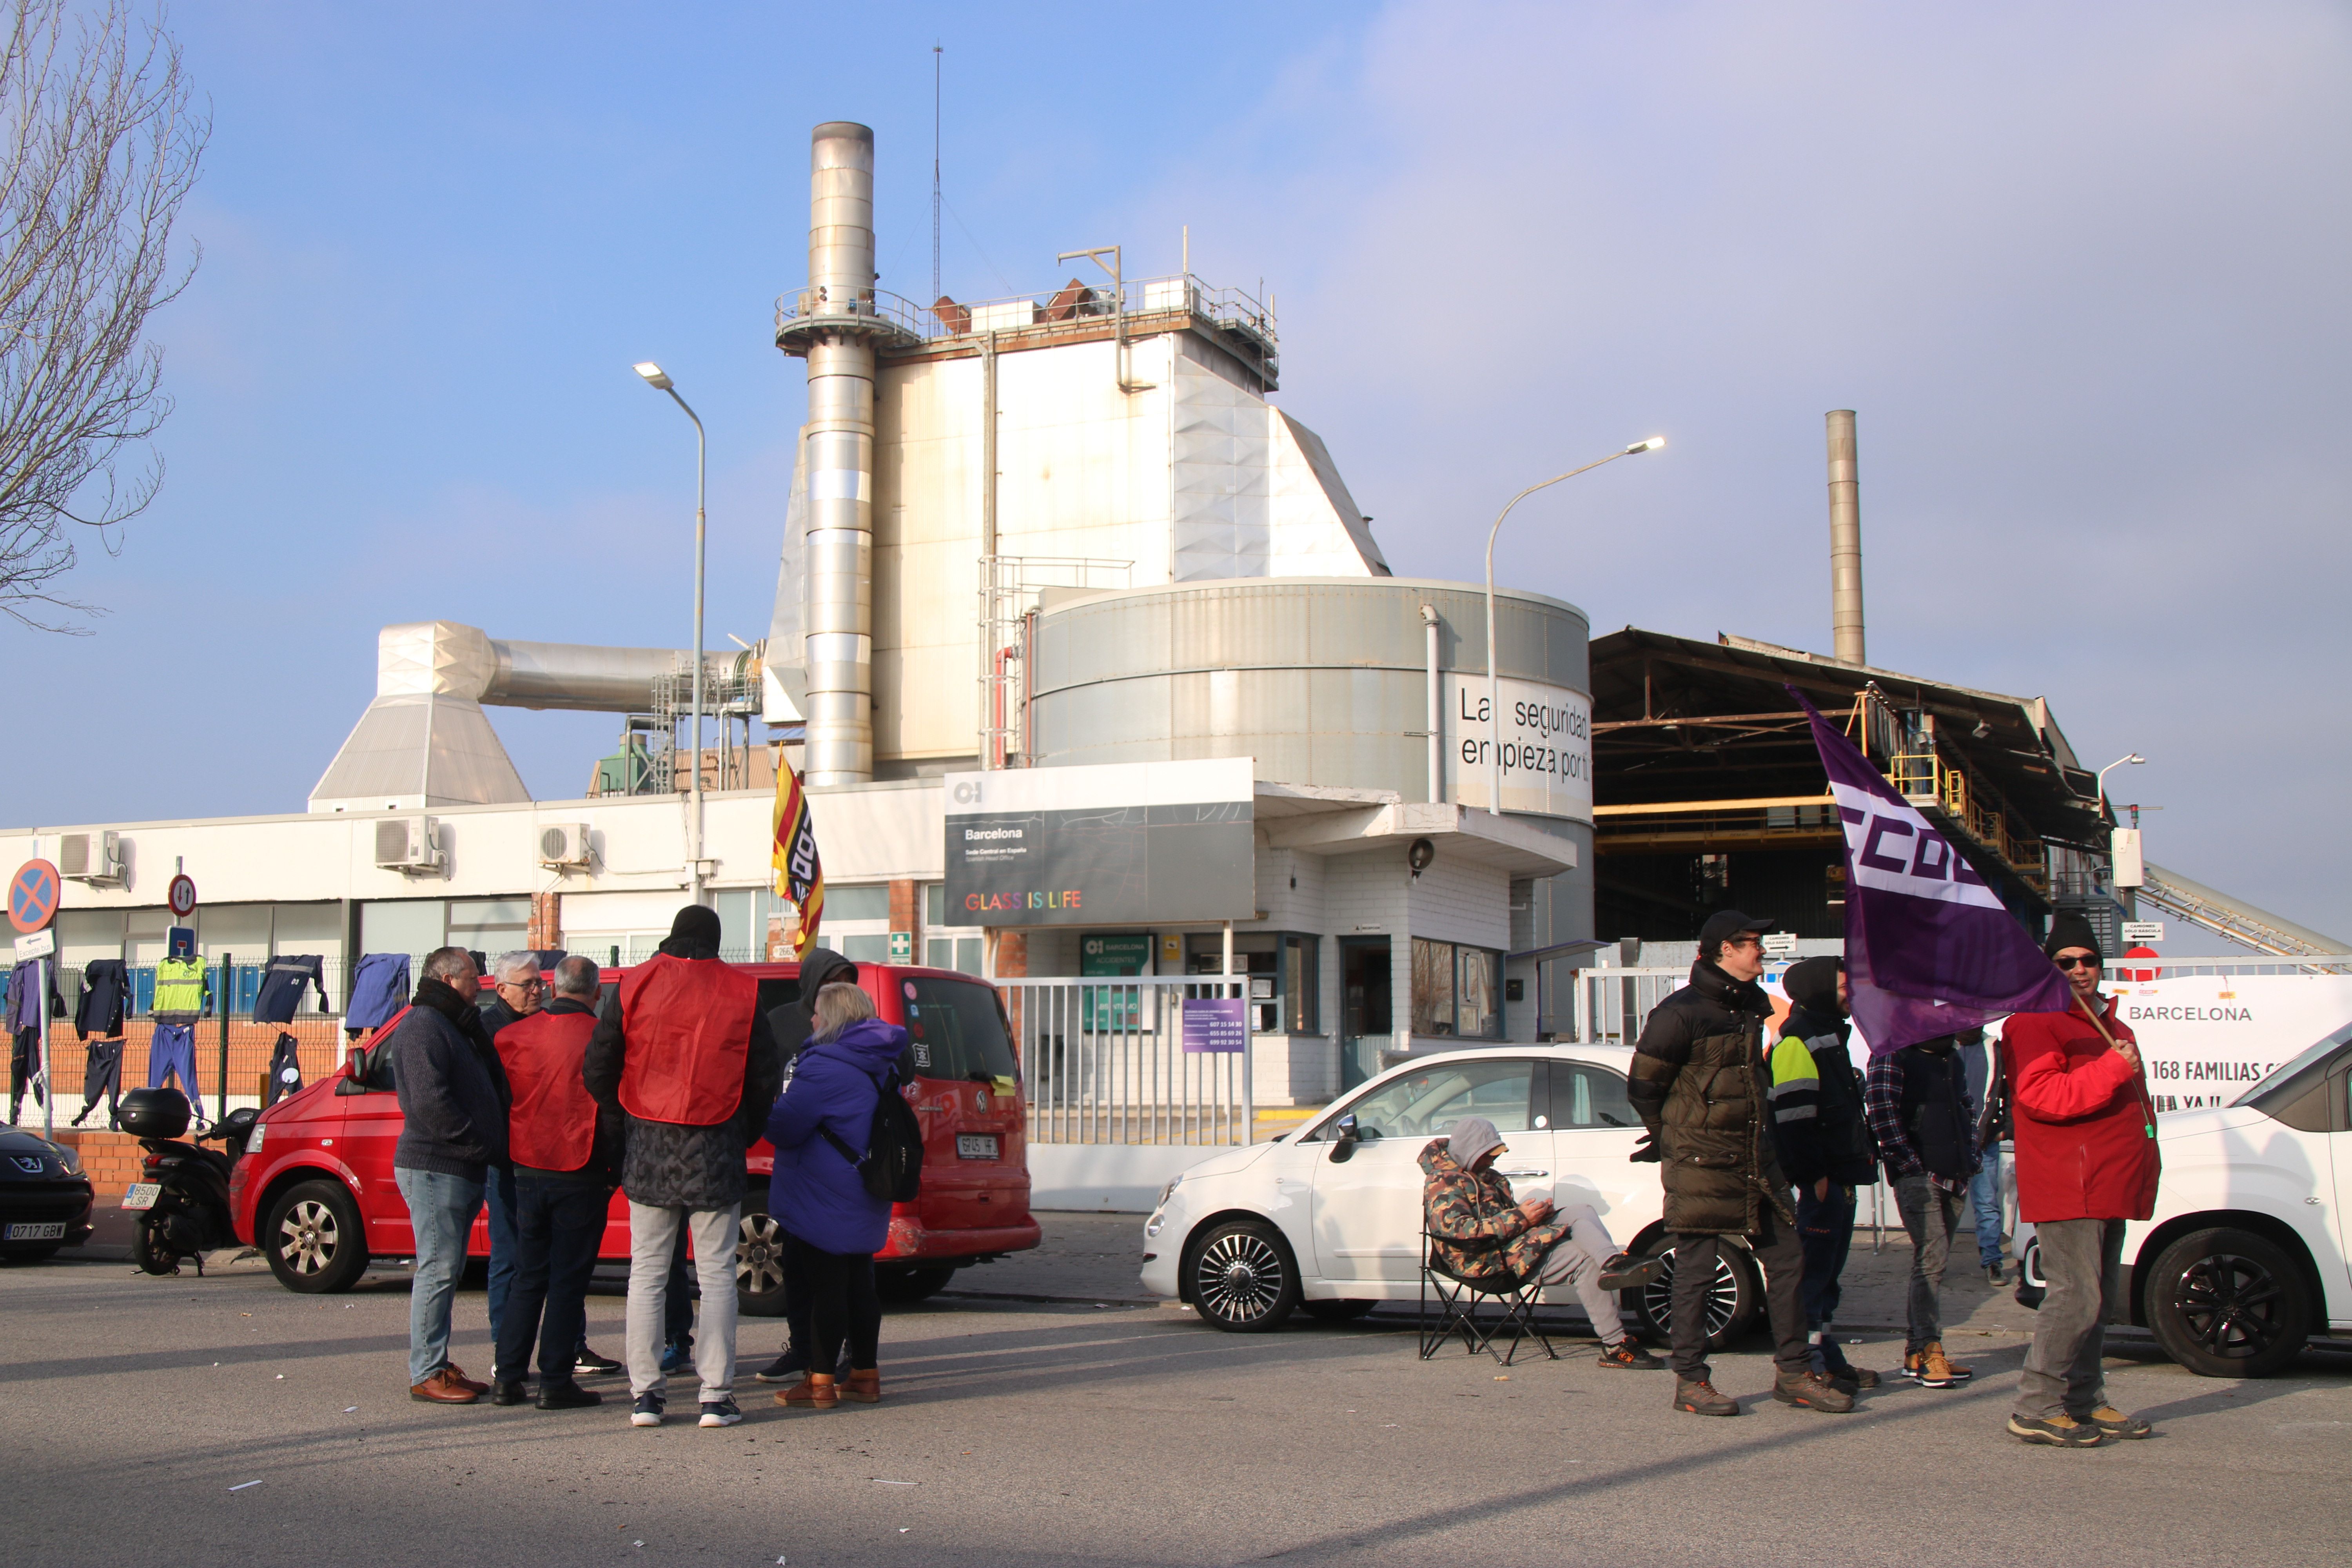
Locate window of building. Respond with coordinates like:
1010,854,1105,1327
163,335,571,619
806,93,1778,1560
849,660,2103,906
922,884,984,975
1410,937,1504,1039
808,884,892,964
1183,931,1319,1034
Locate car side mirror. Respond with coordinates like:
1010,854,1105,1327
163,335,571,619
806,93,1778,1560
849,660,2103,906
1327,1113,1359,1163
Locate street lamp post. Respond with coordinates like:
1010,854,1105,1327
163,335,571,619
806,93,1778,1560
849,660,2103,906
2095,752,2145,813
633,361,708,903
1483,437,1665,816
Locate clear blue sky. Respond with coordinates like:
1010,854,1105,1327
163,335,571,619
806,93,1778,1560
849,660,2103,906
5,2,2348,940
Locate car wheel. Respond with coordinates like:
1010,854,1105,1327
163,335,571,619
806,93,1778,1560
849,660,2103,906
735,1208,789,1318
876,1265,957,1303
1188,1219,1300,1333
1622,1241,1759,1351
263,1180,370,1294
2147,1227,2312,1379
1301,1299,1378,1324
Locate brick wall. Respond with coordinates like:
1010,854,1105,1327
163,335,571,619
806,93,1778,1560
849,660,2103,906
51,1129,153,1199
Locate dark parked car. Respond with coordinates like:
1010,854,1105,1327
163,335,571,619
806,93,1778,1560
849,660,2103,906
0,1124,95,1262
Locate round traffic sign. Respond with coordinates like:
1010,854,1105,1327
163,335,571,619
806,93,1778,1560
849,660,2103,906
167,873,198,918
9,859,60,933
2122,944,2161,984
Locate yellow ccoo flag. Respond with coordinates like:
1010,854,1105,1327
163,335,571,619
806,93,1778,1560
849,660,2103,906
769,748,824,956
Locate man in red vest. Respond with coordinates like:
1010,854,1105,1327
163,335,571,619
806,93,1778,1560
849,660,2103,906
1999,914,2160,1448
488,956,620,1411
584,906,783,1429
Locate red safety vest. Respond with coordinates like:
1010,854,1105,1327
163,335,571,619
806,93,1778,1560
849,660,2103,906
496,1009,601,1172
617,953,757,1125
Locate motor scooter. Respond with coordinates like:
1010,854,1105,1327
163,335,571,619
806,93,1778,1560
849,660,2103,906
118,1088,257,1276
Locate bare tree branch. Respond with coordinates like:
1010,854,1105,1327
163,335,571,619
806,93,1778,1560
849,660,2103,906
0,0,205,631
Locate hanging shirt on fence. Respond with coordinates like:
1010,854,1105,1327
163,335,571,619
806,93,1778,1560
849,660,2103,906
254,955,326,1025
152,956,210,1027
76,959,130,1040
345,954,411,1034
10,960,59,1033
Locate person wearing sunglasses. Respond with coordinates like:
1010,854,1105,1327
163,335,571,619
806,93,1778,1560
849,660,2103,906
1996,914,2159,1449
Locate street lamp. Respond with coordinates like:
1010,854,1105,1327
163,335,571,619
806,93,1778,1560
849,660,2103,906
634,361,709,902
2095,752,2145,814
1483,437,1666,816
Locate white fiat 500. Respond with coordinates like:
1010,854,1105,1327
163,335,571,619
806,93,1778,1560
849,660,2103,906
1140,1044,1764,1341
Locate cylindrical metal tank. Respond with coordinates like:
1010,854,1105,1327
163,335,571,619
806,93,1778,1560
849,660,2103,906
1027,577,1596,938
1827,408,1865,666
802,121,879,784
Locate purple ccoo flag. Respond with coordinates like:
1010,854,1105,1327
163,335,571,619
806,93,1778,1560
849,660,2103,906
1792,687,2071,1053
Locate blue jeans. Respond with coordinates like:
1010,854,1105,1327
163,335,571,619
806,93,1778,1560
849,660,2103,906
1968,1147,2005,1266
494,1176,609,1384
1795,1183,1858,1376
395,1167,485,1387
485,1163,518,1342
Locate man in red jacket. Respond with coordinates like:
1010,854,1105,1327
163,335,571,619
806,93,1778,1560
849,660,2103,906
1999,915,2160,1448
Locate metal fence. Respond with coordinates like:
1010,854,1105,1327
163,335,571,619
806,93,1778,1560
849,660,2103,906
994,976,1252,1148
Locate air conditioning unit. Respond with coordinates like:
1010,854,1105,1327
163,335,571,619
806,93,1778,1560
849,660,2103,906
538,823,593,869
374,816,443,875
59,831,124,885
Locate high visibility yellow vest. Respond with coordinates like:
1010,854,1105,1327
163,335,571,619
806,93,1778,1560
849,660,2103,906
153,958,207,1014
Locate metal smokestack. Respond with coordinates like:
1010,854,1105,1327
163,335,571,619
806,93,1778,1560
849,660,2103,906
1826,409,1866,666
802,122,880,783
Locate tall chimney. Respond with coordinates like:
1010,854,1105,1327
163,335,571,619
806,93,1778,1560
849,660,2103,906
801,122,880,784
1825,409,1865,666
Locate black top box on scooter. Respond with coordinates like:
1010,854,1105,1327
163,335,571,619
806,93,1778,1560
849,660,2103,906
118,1088,192,1140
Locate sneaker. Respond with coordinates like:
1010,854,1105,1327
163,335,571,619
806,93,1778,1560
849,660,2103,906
630,1392,666,1428
660,1338,694,1376
698,1395,743,1428
1924,1340,1973,1381
2009,1413,2103,1448
2082,1405,2152,1439
753,1348,808,1384
1903,1347,1962,1388
1672,1377,1739,1417
1596,1339,1664,1370
1984,1261,2007,1286
1773,1370,1856,1412
538,1379,604,1410
1596,1251,1666,1291
489,1378,531,1407
573,1345,623,1376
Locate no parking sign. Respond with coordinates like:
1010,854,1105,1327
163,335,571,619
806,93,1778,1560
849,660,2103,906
9,858,59,933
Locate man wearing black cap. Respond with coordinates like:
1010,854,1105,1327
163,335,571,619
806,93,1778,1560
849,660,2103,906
1996,915,2158,1448
584,906,784,1430
1630,910,1850,1417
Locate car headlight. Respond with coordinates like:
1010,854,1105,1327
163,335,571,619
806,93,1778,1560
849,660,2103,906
247,1122,266,1153
1157,1174,1183,1207
1144,1209,1166,1239
49,1141,81,1176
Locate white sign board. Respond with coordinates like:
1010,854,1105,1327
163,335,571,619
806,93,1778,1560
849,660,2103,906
1760,932,1800,956
13,928,53,960
2119,921,2165,944
1441,674,1593,822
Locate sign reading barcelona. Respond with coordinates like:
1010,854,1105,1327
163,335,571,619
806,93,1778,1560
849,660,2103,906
943,758,1256,927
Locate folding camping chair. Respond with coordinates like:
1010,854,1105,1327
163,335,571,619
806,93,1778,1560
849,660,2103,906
1418,1230,1559,1366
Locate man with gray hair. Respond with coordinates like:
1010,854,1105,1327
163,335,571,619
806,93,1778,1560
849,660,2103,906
479,951,544,1351
1421,1114,1663,1368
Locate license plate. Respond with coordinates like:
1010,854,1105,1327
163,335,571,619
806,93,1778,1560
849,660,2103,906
120,1183,161,1211
4,1221,65,1240
955,1134,1000,1161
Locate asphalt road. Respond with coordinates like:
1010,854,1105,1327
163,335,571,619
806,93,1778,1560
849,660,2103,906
5,1214,2350,1568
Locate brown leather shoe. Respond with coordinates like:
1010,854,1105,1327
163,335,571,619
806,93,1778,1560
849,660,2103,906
410,1368,479,1404
1923,1341,1973,1380
775,1372,839,1409
441,1361,492,1396
840,1368,882,1404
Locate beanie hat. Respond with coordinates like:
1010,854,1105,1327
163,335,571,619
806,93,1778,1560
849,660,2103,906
668,904,723,949
2043,913,2103,960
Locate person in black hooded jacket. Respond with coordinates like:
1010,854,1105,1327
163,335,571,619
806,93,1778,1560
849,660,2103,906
750,947,867,1386
1767,956,1882,1388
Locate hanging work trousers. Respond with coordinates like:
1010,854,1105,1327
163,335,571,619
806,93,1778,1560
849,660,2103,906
10,1026,41,1123
73,1039,123,1127
265,1032,303,1106
148,1023,203,1116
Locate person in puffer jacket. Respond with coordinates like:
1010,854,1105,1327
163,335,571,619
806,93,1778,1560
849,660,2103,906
763,982,905,1409
1768,956,1882,1389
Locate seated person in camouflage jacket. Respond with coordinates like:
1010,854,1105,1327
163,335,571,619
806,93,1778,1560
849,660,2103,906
1420,1115,1664,1369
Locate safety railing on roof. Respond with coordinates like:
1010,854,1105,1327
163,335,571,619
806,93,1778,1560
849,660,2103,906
774,273,1276,349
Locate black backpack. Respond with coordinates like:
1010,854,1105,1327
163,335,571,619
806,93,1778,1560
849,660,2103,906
819,1067,924,1203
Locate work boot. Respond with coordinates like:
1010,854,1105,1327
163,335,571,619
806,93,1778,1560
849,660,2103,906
537,1379,603,1410
1773,1370,1855,1412
489,1378,530,1407
840,1368,883,1403
1595,1340,1663,1370
409,1368,479,1405
1926,1340,1973,1379
776,1372,839,1409
2008,1413,2103,1448
2082,1405,2152,1439
1672,1377,1739,1417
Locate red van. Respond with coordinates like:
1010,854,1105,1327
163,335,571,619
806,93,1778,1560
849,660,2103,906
227,960,1038,1310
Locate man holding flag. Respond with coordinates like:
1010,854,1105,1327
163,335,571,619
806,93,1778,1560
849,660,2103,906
1791,688,2154,1448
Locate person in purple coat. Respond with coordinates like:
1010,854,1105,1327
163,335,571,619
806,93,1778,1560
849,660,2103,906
763,981,904,1408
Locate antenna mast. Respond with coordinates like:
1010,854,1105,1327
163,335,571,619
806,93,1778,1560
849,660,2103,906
931,44,942,308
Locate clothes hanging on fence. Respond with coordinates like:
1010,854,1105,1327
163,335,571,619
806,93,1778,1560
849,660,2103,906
9,959,60,1033
9,1027,42,1123
152,954,210,1027
345,953,411,1034
265,1031,304,1106
71,1038,123,1127
75,958,130,1040
148,1022,203,1116
253,955,326,1025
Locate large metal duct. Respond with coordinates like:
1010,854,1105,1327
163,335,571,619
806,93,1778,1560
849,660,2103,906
800,122,880,783
1826,409,1866,666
